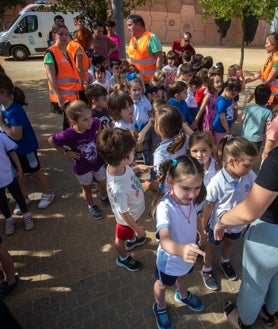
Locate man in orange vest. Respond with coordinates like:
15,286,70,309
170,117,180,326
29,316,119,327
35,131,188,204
127,14,163,85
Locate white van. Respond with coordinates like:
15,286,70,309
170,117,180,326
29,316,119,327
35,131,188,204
0,3,80,60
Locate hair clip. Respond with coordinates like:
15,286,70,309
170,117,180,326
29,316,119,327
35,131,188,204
126,72,137,81
158,182,164,189
172,159,178,167
226,135,234,141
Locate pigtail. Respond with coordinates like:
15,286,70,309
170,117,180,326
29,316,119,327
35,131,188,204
167,129,187,154
216,135,229,167
13,86,28,106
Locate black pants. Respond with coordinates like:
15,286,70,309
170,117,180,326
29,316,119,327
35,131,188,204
0,179,27,218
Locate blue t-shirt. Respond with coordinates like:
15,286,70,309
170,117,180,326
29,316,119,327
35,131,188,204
1,102,39,155
168,98,193,125
212,95,234,133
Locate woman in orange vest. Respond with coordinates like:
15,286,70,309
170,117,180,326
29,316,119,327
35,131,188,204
67,27,92,102
44,23,81,129
246,32,278,105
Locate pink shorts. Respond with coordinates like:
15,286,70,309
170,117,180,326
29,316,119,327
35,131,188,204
116,223,135,240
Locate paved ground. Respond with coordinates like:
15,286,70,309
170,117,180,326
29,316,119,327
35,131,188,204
0,47,277,328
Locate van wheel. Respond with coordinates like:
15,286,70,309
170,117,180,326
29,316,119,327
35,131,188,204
12,46,29,61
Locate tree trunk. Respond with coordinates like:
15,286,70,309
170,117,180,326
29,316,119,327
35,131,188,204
111,0,126,58
240,26,245,68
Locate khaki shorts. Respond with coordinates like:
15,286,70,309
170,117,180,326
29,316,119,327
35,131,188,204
76,164,106,186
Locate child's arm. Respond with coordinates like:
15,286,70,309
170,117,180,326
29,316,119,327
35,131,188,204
137,118,153,144
119,212,146,238
0,113,22,141
219,112,231,134
201,201,214,233
182,122,193,136
192,94,209,129
8,150,23,181
48,136,80,160
159,227,205,264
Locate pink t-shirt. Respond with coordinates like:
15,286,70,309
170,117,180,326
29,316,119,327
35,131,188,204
107,34,120,60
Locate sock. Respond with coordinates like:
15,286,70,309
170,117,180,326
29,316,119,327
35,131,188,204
178,291,189,300
220,257,230,264
127,237,137,243
119,255,129,261
202,266,212,272
88,204,95,209
156,303,166,310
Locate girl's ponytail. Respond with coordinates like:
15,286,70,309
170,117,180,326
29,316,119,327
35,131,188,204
0,73,27,106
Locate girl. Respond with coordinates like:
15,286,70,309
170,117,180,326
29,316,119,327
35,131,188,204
0,133,34,235
92,64,110,91
152,155,206,329
146,70,167,104
0,73,54,214
48,100,108,220
201,136,257,291
193,73,223,133
162,50,178,86
227,64,245,119
212,79,242,143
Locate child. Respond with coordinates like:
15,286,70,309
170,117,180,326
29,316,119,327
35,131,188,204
241,84,272,152
152,155,206,329
0,133,34,235
168,81,193,127
186,75,203,121
212,79,242,143
92,64,110,90
162,50,178,86
109,59,122,85
177,62,195,84
85,84,111,129
195,68,209,108
96,128,147,271
146,70,167,104
0,73,54,214
48,100,108,220
193,73,223,133
201,136,257,291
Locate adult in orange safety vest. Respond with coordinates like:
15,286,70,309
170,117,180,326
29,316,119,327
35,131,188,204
246,32,278,105
126,14,163,84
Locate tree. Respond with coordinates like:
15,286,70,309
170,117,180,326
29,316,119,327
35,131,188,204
197,0,278,67
243,15,259,46
0,0,26,19
214,18,231,46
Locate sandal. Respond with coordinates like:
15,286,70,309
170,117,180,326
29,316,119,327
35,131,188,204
224,301,241,329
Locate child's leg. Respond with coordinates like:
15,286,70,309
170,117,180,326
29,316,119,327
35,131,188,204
97,179,107,199
32,169,52,194
115,237,127,258
203,241,217,268
0,239,16,283
0,187,13,219
7,179,28,214
93,165,108,199
175,274,188,297
154,279,167,308
222,236,235,260
82,184,94,206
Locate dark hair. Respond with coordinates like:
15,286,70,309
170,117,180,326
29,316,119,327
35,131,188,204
151,155,206,215
85,84,107,105
202,56,213,70
182,50,192,62
127,14,145,29
54,15,64,22
188,75,202,88
0,73,27,106
63,100,89,122
179,62,194,75
52,23,69,34
167,80,187,98
254,84,271,106
209,62,224,78
93,21,105,29
106,20,116,28
91,55,105,66
207,73,223,94
108,90,133,120
196,68,209,85
110,59,121,68
76,14,85,21
217,136,257,167
167,50,178,60
94,64,106,75
223,78,242,92
96,128,136,166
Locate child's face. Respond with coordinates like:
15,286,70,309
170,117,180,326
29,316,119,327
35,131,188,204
176,88,187,101
75,109,93,132
95,71,106,82
223,88,239,100
111,65,120,77
120,101,134,123
180,72,193,83
227,154,256,179
94,95,108,109
130,81,143,101
169,174,203,205
167,57,175,67
213,76,223,92
190,141,212,168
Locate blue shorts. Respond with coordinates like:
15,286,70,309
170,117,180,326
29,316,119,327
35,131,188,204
208,228,241,246
155,266,193,286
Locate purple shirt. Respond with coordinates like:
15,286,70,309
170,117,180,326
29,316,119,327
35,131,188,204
52,119,104,175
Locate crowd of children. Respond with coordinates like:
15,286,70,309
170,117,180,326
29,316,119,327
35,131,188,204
1,43,278,329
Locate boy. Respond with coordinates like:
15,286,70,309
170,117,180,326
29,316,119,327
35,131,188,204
96,128,147,272
186,75,203,121
177,62,195,84
109,59,122,85
241,84,272,152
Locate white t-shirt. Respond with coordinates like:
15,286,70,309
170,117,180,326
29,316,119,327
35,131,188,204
113,119,135,131
206,168,257,233
0,133,17,188
106,165,145,225
156,194,197,276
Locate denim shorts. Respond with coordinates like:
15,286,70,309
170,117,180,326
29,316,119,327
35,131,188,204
208,228,241,246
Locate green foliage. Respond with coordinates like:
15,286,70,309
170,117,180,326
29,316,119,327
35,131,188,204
0,0,26,18
243,15,259,45
214,18,231,38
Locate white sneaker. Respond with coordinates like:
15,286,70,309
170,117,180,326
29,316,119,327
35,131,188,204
23,214,34,231
38,191,54,209
5,218,15,236
13,197,31,215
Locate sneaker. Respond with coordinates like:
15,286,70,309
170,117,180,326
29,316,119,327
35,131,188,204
91,180,98,193
202,271,218,291
115,256,142,271
174,290,204,312
38,191,54,209
23,214,34,231
260,304,276,326
219,261,237,280
13,197,30,215
125,236,147,251
99,196,110,205
152,302,173,329
0,275,20,301
89,205,104,220
5,218,15,236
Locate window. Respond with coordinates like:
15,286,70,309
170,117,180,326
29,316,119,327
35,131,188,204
15,15,38,33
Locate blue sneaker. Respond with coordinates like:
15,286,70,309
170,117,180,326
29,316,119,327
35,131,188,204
174,290,204,312
89,205,104,220
153,302,173,329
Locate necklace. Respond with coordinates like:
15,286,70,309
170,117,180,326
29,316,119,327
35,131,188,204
176,202,192,224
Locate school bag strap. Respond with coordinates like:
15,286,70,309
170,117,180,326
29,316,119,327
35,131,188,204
44,49,58,76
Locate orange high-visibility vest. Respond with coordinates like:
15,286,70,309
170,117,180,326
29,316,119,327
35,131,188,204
66,40,90,89
261,53,278,104
46,45,81,103
127,31,157,82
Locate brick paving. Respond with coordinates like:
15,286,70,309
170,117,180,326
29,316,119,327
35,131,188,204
0,48,277,328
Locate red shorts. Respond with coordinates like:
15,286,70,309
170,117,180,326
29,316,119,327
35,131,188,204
116,223,135,240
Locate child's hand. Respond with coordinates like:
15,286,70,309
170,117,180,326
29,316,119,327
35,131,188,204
66,150,80,160
182,243,205,264
135,226,146,239
133,164,154,173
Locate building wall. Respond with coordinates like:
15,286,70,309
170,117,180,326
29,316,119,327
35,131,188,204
1,0,270,47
